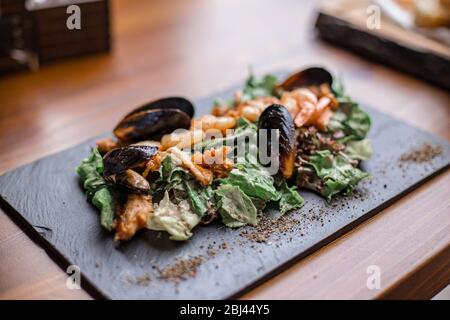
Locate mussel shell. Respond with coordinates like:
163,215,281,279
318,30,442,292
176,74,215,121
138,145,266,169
124,97,195,119
115,169,150,194
278,67,333,92
258,104,296,179
103,145,158,177
114,108,191,142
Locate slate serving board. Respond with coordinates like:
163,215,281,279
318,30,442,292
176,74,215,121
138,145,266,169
0,76,449,300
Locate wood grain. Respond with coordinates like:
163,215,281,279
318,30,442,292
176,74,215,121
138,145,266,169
0,0,449,300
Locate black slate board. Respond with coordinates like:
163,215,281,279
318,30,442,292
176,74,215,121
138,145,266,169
0,77,449,300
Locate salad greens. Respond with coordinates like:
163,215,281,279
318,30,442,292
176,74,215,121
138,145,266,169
242,73,278,101
308,150,369,199
215,184,258,228
76,148,116,230
148,191,200,241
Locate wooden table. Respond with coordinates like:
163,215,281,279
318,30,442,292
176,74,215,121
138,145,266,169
0,0,449,300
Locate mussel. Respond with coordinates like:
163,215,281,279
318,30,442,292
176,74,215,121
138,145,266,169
258,104,296,179
115,169,150,194
103,145,158,194
276,67,333,92
114,108,191,142
103,145,158,177
123,97,195,119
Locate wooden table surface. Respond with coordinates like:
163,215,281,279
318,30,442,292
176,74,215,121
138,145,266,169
0,0,449,300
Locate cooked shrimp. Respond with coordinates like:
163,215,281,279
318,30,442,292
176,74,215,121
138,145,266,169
234,96,280,121
168,147,213,186
294,101,316,128
307,96,332,126
211,105,230,117
161,129,204,150
280,92,299,118
241,105,261,122
291,88,318,105
96,137,123,154
193,146,234,178
115,194,153,241
315,108,334,132
142,151,164,178
191,115,236,133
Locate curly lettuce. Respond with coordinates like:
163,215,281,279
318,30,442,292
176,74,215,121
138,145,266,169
148,191,200,241
308,150,369,199
76,148,116,231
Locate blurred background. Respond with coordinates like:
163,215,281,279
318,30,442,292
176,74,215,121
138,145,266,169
0,0,449,299
0,0,448,171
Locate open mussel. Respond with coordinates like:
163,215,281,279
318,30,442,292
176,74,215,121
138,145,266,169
123,97,195,119
103,145,158,177
115,169,150,194
114,108,191,142
277,67,333,92
103,145,158,194
258,104,296,179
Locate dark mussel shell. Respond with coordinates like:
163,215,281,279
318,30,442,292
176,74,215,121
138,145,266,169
114,108,191,142
103,145,159,177
115,169,150,194
124,97,195,119
258,104,296,179
277,67,333,92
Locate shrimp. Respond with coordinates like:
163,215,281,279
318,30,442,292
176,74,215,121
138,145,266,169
142,151,164,178
168,147,213,186
193,146,234,178
315,108,334,132
191,115,236,133
114,194,153,241
306,96,332,126
161,129,204,150
282,88,318,123
294,101,316,128
291,88,318,105
96,137,123,154
241,105,261,122
280,93,299,118
234,96,280,122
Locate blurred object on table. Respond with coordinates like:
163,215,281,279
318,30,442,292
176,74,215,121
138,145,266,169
0,0,110,76
376,0,450,46
315,0,450,91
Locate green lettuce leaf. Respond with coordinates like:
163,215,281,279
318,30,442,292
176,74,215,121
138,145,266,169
148,191,200,241
155,154,188,192
332,76,345,98
215,184,258,228
76,148,116,231
242,73,278,101
329,97,371,141
308,150,369,199
92,188,116,230
184,181,215,217
345,139,372,161
275,177,304,215
219,162,279,202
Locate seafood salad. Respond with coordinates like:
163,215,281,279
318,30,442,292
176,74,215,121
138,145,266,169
76,67,372,241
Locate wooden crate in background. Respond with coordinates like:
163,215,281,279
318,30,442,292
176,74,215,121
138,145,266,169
0,0,111,74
